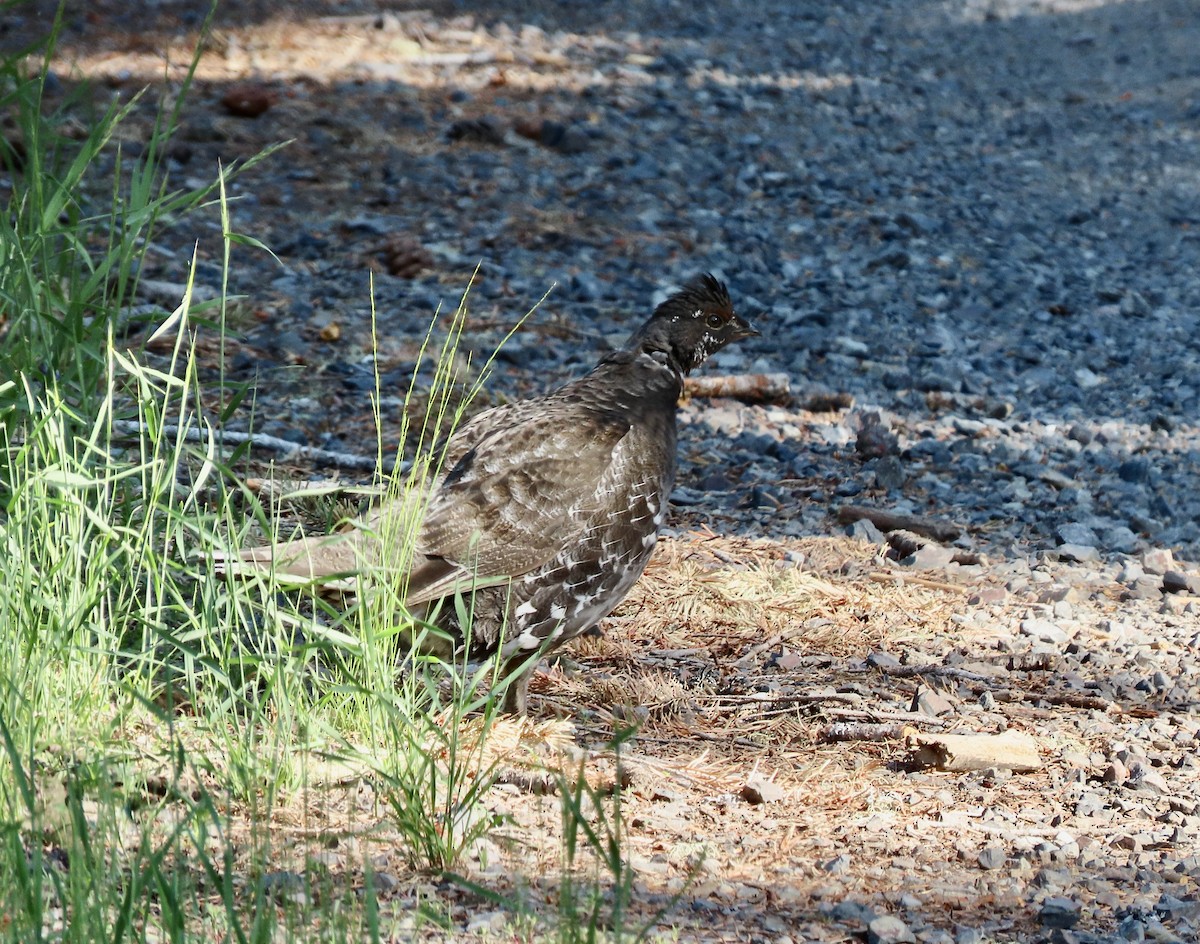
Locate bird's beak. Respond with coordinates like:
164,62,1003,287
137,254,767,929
733,315,760,340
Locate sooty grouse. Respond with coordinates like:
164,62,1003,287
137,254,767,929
217,274,757,713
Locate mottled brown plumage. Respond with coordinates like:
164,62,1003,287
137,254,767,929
217,274,757,712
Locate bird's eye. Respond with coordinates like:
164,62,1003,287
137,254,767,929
705,313,724,329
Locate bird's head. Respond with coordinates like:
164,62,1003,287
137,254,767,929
626,273,759,375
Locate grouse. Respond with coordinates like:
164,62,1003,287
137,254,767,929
217,274,758,713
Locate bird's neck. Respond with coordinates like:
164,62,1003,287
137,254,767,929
622,318,699,376
576,347,683,407
627,334,693,377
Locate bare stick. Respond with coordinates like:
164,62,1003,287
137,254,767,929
821,721,909,742
110,420,399,473
683,372,792,404
837,504,963,542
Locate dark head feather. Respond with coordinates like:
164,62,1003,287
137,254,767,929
624,273,758,375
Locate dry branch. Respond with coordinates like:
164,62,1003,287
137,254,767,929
837,504,963,542
821,722,909,742
824,706,949,726
683,372,791,404
111,420,395,473
868,572,971,594
868,663,996,684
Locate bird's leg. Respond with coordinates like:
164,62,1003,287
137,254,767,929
497,656,534,715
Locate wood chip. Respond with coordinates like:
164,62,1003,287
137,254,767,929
906,729,1042,772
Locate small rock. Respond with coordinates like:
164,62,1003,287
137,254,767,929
1120,291,1152,317
1020,618,1068,645
220,82,276,118
1117,458,1152,483
912,688,956,717
261,870,307,904
1104,526,1140,554
1162,594,1198,616
367,871,399,893
1128,764,1171,795
1142,548,1175,575
445,115,507,145
741,775,786,804
831,899,876,923
868,915,917,944
952,417,988,436
671,486,706,506
865,248,911,272
968,586,1007,605
875,455,906,491
836,336,871,357
849,517,887,544
867,650,904,670
1123,577,1163,601
1061,750,1091,770
1038,584,1078,604
1039,897,1081,929
1119,560,1146,583
823,853,853,874
977,846,1006,870
466,910,508,934
1103,759,1128,785
905,543,958,569
1056,523,1099,547
1032,867,1072,889
1055,543,1100,563
857,412,899,459
1067,424,1093,445
1074,367,1102,389
1162,571,1200,595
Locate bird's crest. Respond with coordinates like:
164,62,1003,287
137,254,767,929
653,273,733,321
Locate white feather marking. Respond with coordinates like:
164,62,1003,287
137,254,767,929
514,600,536,618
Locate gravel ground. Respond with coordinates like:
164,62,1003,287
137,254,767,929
8,0,1200,941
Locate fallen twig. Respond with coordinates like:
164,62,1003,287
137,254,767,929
683,372,791,404
731,628,806,668
111,420,398,473
821,721,909,742
824,706,949,726
837,505,963,542
868,571,970,594
704,692,863,708
866,663,996,684
997,690,1113,711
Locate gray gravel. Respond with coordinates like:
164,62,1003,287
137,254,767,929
181,0,1200,567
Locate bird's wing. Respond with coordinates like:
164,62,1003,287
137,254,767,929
398,400,632,604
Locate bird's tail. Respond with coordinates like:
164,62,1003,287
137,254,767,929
207,528,370,590
206,489,428,590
